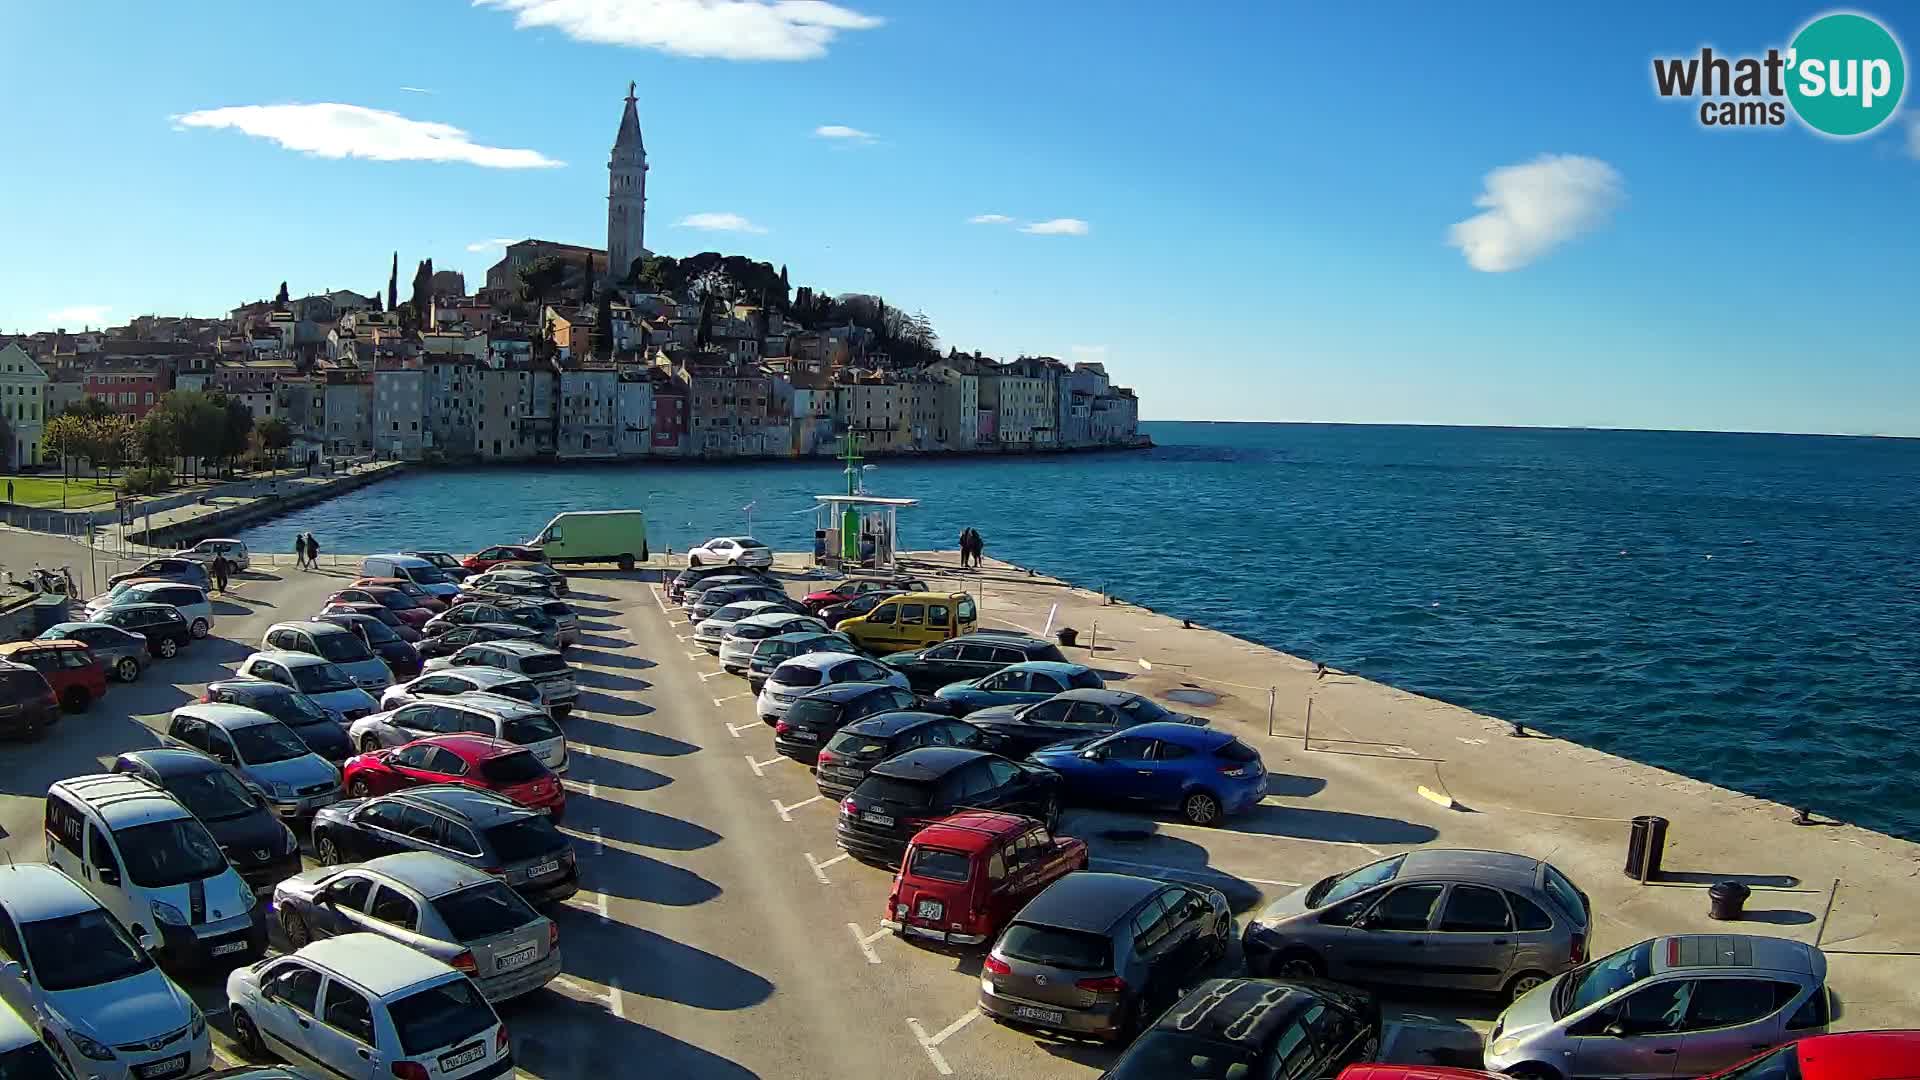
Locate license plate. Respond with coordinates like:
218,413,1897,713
1013,1006,1065,1026
495,945,537,972
771,693,794,703
438,1044,487,1071
915,899,944,920
211,940,249,956
140,1055,188,1078
528,860,560,878
864,811,895,827
787,730,817,742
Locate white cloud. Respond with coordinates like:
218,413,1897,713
399,86,436,94
475,0,882,61
173,103,563,169
675,212,769,233
1447,154,1622,272
1020,217,1090,236
45,305,110,325
814,124,874,141
967,213,1013,225
466,237,520,252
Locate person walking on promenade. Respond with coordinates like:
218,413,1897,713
969,529,985,570
957,528,970,569
293,533,308,570
211,553,231,594
306,533,322,571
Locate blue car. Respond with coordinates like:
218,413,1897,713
934,660,1104,714
1028,722,1267,825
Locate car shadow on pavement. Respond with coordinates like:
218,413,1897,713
576,846,722,907
561,590,614,603
574,633,636,651
570,690,660,723
567,605,620,619
564,751,674,792
562,792,721,851
1262,772,1329,799
572,649,655,671
547,916,773,1013
1217,806,1438,847
574,669,652,694
506,991,761,1078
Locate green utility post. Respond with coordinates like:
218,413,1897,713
840,430,864,561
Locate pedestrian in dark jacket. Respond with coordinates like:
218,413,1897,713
293,533,308,570
306,534,321,569
211,554,231,593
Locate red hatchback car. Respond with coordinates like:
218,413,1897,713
1701,1031,1920,1080
884,811,1087,946
341,734,567,821
327,586,434,628
350,577,448,613
463,545,547,573
0,640,108,712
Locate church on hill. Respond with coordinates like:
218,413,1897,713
482,83,652,297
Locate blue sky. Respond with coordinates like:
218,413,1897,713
1,1,1916,434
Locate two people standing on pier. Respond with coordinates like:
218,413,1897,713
958,527,985,569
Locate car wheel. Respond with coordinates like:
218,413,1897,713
618,554,635,572
1181,789,1223,826
688,555,702,567
1356,1031,1380,1061
315,834,342,866
552,704,573,718
358,735,381,753
1505,970,1551,1003
1505,1065,1561,1080
60,688,89,713
1272,948,1325,980
281,907,312,948
157,637,179,658
190,618,209,638
230,1008,266,1060
347,778,371,798
115,657,141,682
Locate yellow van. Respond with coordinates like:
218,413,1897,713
838,592,979,654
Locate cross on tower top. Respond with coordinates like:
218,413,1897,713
626,81,636,102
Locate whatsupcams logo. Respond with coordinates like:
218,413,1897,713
1652,11,1906,136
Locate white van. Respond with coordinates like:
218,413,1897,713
358,556,461,601
43,774,267,967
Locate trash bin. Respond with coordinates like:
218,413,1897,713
1624,815,1670,880
1057,627,1079,648
1709,881,1751,920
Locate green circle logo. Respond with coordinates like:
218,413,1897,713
1786,12,1906,136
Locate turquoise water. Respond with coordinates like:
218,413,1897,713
242,422,1920,840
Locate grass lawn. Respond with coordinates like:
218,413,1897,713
2,474,121,508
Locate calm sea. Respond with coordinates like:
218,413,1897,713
243,422,1920,840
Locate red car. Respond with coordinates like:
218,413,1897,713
0,640,108,712
350,577,447,613
883,811,1086,946
321,601,423,642
803,576,929,615
327,586,434,628
1701,1031,1920,1080
463,544,546,573
341,734,567,820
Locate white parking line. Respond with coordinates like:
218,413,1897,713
772,794,825,821
746,754,786,778
726,721,759,739
684,651,705,660
650,585,671,615
712,692,750,705
697,669,726,681
806,851,849,884
1092,855,1299,888
675,634,688,642
847,922,889,964
905,1009,979,1076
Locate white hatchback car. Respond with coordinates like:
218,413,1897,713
0,864,211,1080
687,536,773,569
227,932,511,1080
755,651,909,723
87,583,215,639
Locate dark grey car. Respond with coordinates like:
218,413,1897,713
978,872,1231,1043
1242,849,1592,1003
37,622,148,682
311,785,579,906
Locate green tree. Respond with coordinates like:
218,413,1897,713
63,397,114,421
215,394,254,475
256,416,292,468
578,253,594,304
518,256,567,310
274,281,290,310
91,415,133,479
388,251,399,311
134,410,179,467
41,414,86,478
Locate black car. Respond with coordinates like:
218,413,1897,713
773,682,920,765
967,688,1202,757
203,678,354,762
426,602,558,641
669,565,773,603
311,785,579,905
689,584,803,623
94,602,193,658
817,589,905,629
879,633,1071,692
837,747,1060,865
107,557,211,590
313,611,423,678
1098,978,1381,1079
416,622,544,659
0,662,58,740
815,711,994,800
110,748,303,893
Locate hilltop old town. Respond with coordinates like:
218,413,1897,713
0,85,1142,475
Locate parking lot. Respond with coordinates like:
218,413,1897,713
3,531,1915,1079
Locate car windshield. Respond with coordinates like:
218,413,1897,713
387,978,497,1056
857,776,934,809
501,711,562,744
20,908,155,992
0,1039,62,1080
1308,854,1406,907
1067,669,1104,690
0,669,47,698
998,923,1113,970
164,768,259,821
353,618,400,644
710,604,752,622
786,698,843,726
232,721,311,764
247,688,332,727
291,662,357,694
1118,696,1171,723
112,818,228,888
1216,739,1261,763
732,623,776,641
518,653,567,676
375,592,417,610
824,730,890,758
738,537,766,548
1107,1031,1257,1078
483,816,567,862
482,751,549,784
1712,1046,1801,1080
485,680,543,706
434,881,540,941
907,845,972,883
1557,941,1654,1018
772,664,823,688
314,633,373,663
411,567,453,585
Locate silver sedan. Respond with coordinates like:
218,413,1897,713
37,621,148,682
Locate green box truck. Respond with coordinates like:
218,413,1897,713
528,510,649,571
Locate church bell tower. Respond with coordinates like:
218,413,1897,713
608,81,648,283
